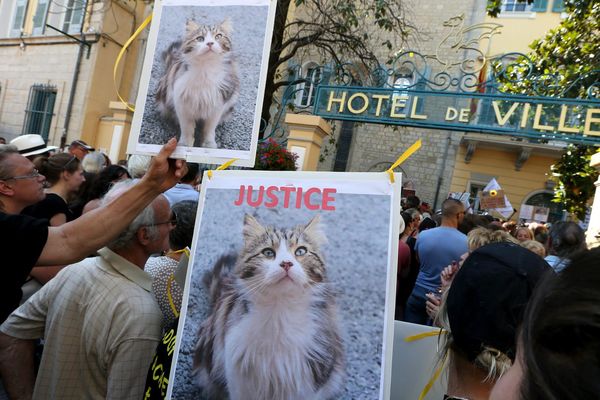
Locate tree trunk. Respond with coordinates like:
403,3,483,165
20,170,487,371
260,0,292,137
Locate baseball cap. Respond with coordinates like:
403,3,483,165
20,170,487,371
70,139,94,151
10,134,58,157
446,242,552,362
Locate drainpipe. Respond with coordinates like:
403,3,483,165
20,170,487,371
60,0,90,149
433,134,451,210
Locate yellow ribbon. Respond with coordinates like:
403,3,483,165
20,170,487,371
166,273,179,318
404,329,447,400
113,13,153,112
164,247,191,318
404,329,446,342
207,158,239,180
386,139,422,183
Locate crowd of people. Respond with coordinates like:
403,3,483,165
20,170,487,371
0,135,204,399
0,132,598,399
396,194,598,399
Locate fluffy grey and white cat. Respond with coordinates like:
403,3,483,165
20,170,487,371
193,214,345,400
156,18,239,148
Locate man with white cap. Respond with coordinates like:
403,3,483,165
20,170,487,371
0,138,186,323
10,135,58,159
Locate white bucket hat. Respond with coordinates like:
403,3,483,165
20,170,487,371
10,134,58,157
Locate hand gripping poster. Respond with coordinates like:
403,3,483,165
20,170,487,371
167,171,402,399
127,0,276,166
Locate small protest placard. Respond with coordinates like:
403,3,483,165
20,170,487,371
479,189,507,209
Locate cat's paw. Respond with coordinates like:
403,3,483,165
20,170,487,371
200,139,219,149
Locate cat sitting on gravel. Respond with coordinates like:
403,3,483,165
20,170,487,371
156,18,239,148
193,215,346,400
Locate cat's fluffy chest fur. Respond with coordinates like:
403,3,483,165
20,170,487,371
155,18,239,148
193,215,345,400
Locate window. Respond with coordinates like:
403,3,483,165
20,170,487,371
22,84,57,141
31,0,50,35
468,182,487,212
503,0,534,12
391,73,413,114
63,0,85,33
296,63,322,107
551,0,564,12
523,191,563,223
10,0,28,37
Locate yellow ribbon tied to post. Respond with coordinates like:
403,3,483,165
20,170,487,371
113,13,153,112
386,139,422,183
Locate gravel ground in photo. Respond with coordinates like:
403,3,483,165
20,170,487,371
139,5,268,150
171,189,392,399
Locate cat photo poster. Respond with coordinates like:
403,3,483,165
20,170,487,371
168,171,402,400
127,0,276,167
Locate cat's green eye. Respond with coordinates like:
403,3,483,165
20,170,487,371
196,35,204,42
262,248,276,258
215,33,223,39
295,246,307,256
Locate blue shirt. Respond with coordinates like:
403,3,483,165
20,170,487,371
163,183,199,206
414,226,468,293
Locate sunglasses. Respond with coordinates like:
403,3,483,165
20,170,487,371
2,168,43,181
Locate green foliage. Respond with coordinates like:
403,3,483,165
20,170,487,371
254,139,298,171
491,0,599,220
551,145,598,220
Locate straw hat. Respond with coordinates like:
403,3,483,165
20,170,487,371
10,134,58,157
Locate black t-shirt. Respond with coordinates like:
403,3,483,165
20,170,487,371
22,193,74,224
0,212,49,322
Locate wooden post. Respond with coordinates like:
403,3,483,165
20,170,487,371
586,152,600,248
284,114,331,171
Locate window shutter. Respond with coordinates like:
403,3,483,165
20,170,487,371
64,0,85,33
532,0,548,12
10,0,28,37
32,0,50,35
551,0,564,12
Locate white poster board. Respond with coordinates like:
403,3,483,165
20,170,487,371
127,0,277,167
168,170,402,399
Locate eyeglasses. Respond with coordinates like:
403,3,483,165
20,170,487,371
2,169,43,181
148,211,178,227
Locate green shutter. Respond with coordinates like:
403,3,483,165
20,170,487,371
532,0,548,12
552,0,565,12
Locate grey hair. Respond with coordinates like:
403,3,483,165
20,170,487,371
101,179,160,250
127,154,152,179
82,151,106,173
0,145,20,180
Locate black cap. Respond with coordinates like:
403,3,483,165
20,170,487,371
446,242,552,362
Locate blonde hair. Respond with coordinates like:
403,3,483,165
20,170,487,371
467,227,518,252
435,291,513,382
514,226,534,241
521,240,546,257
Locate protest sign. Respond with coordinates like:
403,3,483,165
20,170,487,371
168,170,402,399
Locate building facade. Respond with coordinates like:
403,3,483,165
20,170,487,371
0,0,150,161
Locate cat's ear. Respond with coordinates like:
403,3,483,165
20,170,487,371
219,17,233,35
243,214,264,241
303,215,327,246
186,19,200,33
